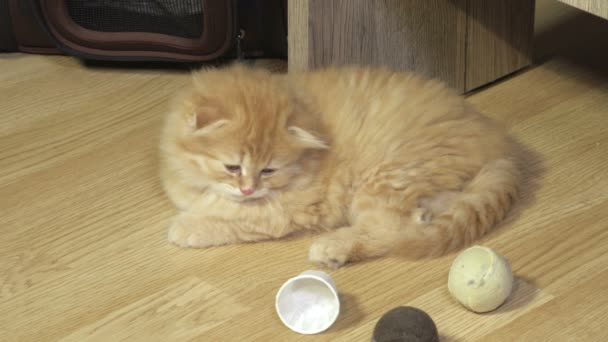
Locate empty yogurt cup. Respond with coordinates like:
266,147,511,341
275,270,340,334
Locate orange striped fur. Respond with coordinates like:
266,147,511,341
160,64,521,268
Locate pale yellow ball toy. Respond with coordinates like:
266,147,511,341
448,245,513,313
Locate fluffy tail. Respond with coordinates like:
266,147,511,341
402,158,521,258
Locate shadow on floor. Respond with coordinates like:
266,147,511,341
535,10,608,78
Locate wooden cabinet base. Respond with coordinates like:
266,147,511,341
288,0,534,93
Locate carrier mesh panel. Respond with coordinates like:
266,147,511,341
66,0,204,38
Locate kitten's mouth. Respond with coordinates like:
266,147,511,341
239,189,270,200
212,183,272,201
225,188,271,202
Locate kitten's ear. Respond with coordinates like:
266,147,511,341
288,126,328,150
187,105,228,134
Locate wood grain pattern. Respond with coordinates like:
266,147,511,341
558,0,608,20
60,277,250,341
287,0,534,92
1,54,608,341
482,270,608,341
290,0,467,91
465,0,535,91
287,0,309,72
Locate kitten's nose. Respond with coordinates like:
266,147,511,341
240,187,255,196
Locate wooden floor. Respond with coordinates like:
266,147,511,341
1,53,607,342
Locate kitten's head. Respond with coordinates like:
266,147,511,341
169,64,327,201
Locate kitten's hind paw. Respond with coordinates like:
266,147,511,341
309,237,354,269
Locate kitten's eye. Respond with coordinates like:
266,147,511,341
260,168,276,175
224,164,241,173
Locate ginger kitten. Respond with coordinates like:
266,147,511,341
160,64,520,268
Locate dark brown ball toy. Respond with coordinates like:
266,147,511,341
372,306,439,342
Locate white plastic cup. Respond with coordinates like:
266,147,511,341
275,270,340,334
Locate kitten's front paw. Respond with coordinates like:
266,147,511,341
167,217,214,248
309,237,354,269
167,221,191,247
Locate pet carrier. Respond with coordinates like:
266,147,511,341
2,0,286,62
